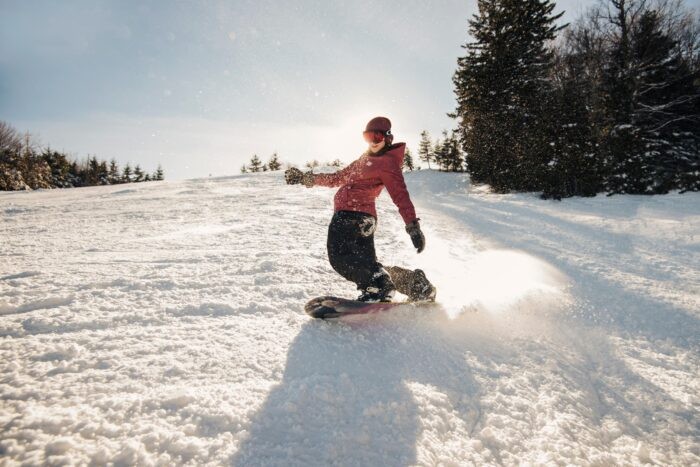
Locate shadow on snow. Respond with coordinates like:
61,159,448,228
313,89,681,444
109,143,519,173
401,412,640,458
230,307,480,466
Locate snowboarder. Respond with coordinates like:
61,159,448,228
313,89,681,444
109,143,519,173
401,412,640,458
285,116,436,303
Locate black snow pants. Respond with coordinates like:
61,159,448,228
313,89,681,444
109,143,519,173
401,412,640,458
327,210,385,291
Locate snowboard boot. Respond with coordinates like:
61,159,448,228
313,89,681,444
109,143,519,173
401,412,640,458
357,268,396,303
386,266,437,302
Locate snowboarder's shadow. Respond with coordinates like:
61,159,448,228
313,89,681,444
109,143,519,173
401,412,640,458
230,307,480,466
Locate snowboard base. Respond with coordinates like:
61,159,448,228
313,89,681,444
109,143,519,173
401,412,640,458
305,295,435,319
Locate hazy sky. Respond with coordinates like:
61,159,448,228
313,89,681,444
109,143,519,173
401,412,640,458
1,0,697,179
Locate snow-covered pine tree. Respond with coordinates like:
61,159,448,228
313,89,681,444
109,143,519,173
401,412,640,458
444,130,465,172
248,154,263,172
88,156,100,185
40,149,72,188
305,160,320,171
122,163,132,183
600,0,648,194
430,138,444,170
453,0,563,192
154,165,164,181
629,9,699,193
432,134,445,171
134,165,144,182
20,150,51,189
267,152,282,171
433,130,460,172
108,159,120,184
98,160,108,185
403,147,415,171
0,123,27,190
600,0,699,194
541,26,604,199
69,161,82,186
418,130,433,169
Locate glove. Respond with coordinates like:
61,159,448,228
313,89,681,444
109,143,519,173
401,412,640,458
284,168,314,187
405,219,425,253
285,167,303,185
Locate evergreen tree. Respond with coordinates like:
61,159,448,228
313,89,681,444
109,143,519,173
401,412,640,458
629,9,699,193
98,160,108,184
240,165,248,174
134,164,144,182
144,173,151,182
432,130,465,171
432,133,446,171
69,161,82,186
540,31,604,199
0,124,28,190
0,148,28,190
599,0,645,194
418,130,433,169
599,1,700,194
305,159,320,170
41,148,72,187
267,152,282,171
453,0,564,192
403,147,415,171
443,130,465,172
154,164,164,181
108,159,120,184
20,148,51,189
123,163,132,183
88,156,100,185
249,154,263,172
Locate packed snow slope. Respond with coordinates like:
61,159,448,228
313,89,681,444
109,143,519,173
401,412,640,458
1,170,698,466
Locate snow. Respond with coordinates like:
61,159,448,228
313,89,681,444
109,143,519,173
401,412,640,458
1,170,698,465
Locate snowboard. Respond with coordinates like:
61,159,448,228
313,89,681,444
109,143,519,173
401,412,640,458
305,295,435,319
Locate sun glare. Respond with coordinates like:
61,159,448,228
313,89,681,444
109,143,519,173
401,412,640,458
415,235,569,318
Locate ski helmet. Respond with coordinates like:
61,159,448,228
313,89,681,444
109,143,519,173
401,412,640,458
364,117,393,145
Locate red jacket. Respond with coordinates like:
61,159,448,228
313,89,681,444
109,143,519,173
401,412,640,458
312,143,417,224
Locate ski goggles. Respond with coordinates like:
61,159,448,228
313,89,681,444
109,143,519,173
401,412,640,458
363,130,388,144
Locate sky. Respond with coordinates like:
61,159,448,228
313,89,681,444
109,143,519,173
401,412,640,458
1,0,698,179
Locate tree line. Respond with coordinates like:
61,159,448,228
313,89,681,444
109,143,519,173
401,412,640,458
240,152,284,173
414,130,465,172
0,121,163,191
240,153,348,173
240,144,444,174
453,0,699,198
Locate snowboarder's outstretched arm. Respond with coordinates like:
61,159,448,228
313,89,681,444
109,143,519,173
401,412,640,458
285,165,355,188
311,163,356,188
